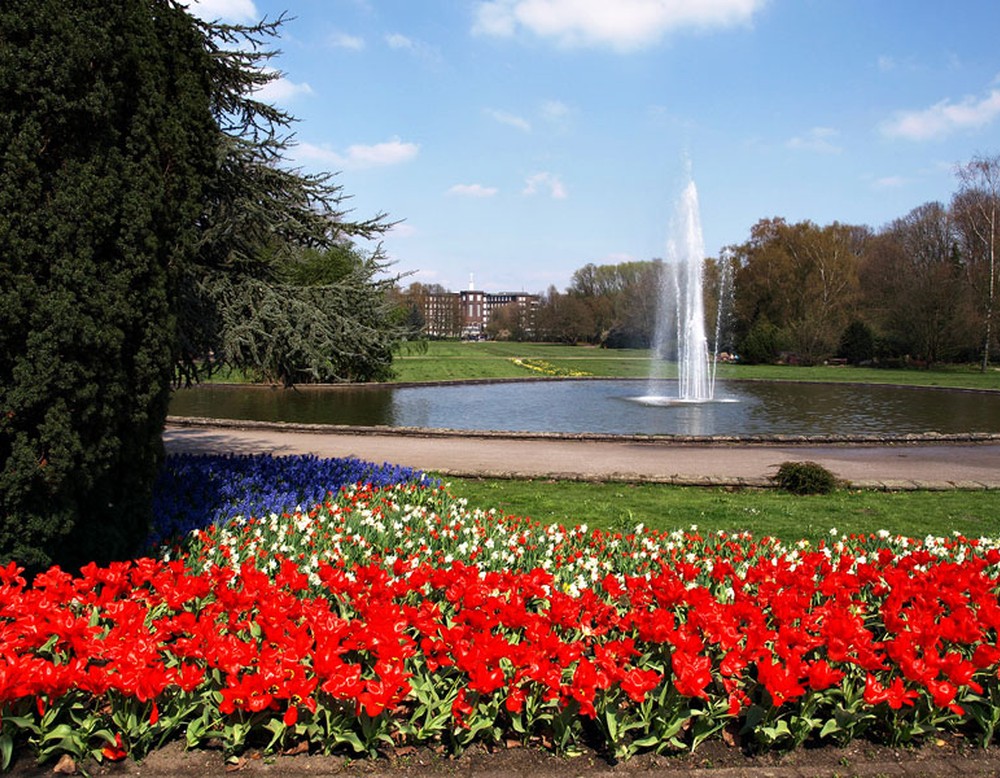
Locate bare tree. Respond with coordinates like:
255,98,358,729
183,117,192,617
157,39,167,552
954,154,1000,371
863,203,966,365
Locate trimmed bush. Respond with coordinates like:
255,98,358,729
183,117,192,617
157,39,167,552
773,461,838,495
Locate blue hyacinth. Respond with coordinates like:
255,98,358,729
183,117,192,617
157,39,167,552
149,453,435,549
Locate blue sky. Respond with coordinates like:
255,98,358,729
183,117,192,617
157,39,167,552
188,0,1000,294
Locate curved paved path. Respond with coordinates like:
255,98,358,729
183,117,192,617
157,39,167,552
164,419,1000,489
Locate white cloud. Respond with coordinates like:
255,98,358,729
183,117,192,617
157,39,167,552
880,85,1000,141
472,0,767,50
473,1,519,36
523,171,567,199
448,183,499,198
386,32,414,49
296,138,419,170
255,72,314,104
786,126,842,154
330,31,365,51
347,138,420,167
385,33,442,64
485,109,532,132
184,0,258,23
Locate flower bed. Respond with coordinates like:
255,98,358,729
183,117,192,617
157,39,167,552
1,455,999,770
509,357,591,377
149,453,436,549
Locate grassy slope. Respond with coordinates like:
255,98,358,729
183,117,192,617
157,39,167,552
392,341,1000,390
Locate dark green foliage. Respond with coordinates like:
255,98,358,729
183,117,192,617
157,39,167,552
2,2,408,570
166,22,406,387
209,250,400,385
0,0,217,571
838,320,877,365
773,461,838,495
739,317,783,364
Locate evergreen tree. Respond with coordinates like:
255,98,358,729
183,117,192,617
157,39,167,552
0,2,403,570
0,0,217,570
171,16,403,388
837,320,876,365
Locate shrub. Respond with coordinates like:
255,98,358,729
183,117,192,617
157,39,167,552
738,317,783,365
838,320,877,365
773,461,838,495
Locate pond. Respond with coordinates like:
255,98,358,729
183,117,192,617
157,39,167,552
168,379,1000,438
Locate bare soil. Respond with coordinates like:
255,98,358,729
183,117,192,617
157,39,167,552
10,735,1000,778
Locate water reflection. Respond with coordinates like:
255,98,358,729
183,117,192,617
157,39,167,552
168,380,1000,437
170,384,398,427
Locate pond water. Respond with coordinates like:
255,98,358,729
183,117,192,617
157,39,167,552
168,379,1000,437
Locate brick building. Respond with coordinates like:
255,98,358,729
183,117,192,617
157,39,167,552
422,285,539,339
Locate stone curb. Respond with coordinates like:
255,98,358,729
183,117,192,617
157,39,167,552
425,470,1000,491
165,416,1000,448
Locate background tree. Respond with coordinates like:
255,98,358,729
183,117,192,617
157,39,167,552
860,203,967,365
606,261,659,348
567,260,659,346
485,302,529,341
953,154,1000,371
738,317,783,364
837,320,876,365
567,263,617,342
534,286,596,344
388,283,427,341
731,219,865,363
730,218,798,347
702,254,737,357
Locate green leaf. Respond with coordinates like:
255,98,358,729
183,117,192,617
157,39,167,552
740,704,766,734
333,730,366,754
630,734,660,749
819,717,843,739
0,733,13,771
2,714,39,736
604,711,618,742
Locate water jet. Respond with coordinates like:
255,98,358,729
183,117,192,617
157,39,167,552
634,178,732,407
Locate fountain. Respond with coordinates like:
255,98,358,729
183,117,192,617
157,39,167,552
169,178,1000,437
634,178,731,406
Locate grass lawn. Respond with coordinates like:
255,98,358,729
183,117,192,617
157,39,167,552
442,476,1000,545
392,340,1000,390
